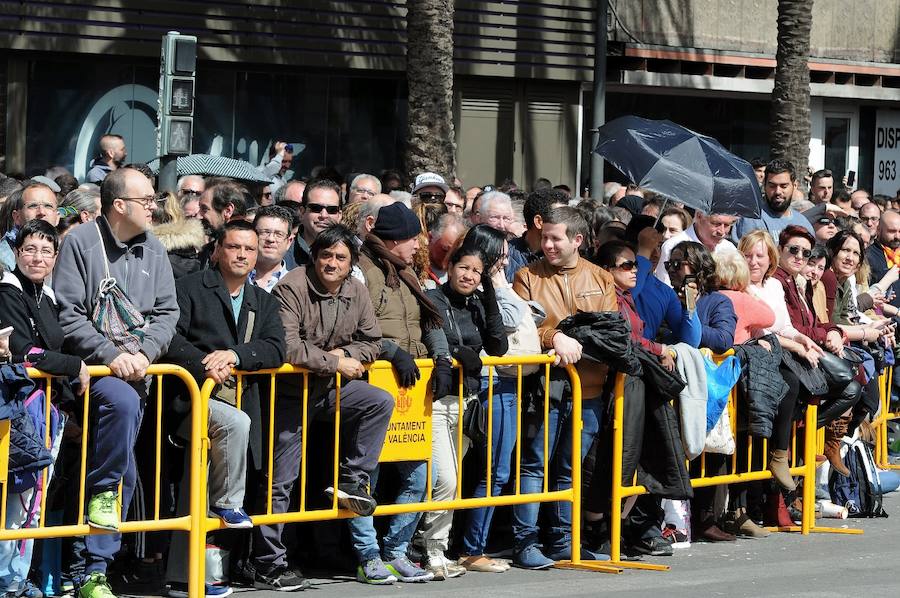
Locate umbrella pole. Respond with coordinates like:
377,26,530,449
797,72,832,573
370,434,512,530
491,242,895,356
654,196,669,226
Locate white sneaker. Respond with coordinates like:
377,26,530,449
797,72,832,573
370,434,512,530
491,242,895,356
426,551,466,580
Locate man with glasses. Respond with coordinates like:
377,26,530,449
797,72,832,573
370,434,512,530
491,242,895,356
732,159,815,242
410,172,448,205
442,186,465,215
0,182,61,270
177,175,205,220
291,178,343,267
867,210,900,310
53,167,179,598
808,169,834,205
655,210,738,287
805,204,841,241
348,174,382,205
251,205,295,292
859,201,882,238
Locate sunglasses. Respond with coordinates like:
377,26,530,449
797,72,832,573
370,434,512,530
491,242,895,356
417,192,446,202
306,202,340,215
180,189,202,197
816,217,835,226
664,259,684,272
613,260,637,271
785,245,812,258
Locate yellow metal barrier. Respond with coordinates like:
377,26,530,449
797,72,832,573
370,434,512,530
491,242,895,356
190,355,615,596
604,351,863,572
0,365,205,595
875,367,900,470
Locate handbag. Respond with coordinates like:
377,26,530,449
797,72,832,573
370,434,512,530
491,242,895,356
462,395,486,445
818,349,860,388
90,223,146,355
497,299,542,377
704,400,735,455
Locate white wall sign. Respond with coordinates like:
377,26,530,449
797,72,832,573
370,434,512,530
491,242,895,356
874,110,900,196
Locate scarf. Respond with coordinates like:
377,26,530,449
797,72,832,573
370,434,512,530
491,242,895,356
363,233,443,330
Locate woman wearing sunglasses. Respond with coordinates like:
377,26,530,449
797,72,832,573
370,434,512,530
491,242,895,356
595,240,675,370
773,225,862,477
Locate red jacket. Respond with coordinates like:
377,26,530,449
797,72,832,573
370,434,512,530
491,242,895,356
773,267,840,345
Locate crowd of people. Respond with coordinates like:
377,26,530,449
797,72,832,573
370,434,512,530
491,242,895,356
0,135,899,598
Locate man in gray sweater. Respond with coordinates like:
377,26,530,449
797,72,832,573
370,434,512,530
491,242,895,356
53,167,179,598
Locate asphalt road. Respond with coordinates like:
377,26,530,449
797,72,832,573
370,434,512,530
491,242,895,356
168,491,900,598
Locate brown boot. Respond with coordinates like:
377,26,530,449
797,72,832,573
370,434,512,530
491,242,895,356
768,449,796,491
724,508,770,538
824,417,850,477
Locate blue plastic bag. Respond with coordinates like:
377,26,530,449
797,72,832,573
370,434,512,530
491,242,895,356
704,355,740,432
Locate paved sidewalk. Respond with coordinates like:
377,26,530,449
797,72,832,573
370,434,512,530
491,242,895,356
153,492,900,598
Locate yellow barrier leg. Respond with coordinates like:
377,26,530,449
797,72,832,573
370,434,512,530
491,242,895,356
190,380,212,598
554,368,623,574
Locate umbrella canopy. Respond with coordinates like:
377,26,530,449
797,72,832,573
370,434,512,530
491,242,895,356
593,116,762,218
148,154,271,184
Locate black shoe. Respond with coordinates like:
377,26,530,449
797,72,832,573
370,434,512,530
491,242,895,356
626,536,674,557
324,482,376,516
254,565,312,592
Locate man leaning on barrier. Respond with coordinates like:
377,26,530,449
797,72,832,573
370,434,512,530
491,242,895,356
510,206,617,569
52,167,179,598
163,220,286,598
252,223,393,591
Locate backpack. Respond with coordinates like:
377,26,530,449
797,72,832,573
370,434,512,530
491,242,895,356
828,436,888,518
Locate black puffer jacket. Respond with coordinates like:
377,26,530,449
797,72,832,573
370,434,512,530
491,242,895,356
0,365,52,476
426,281,507,395
558,311,640,376
734,335,788,438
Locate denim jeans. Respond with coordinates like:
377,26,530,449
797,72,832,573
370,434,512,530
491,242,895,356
512,398,601,553
462,376,518,556
347,461,427,562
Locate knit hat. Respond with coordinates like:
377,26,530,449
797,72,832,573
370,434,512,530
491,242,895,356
372,202,422,240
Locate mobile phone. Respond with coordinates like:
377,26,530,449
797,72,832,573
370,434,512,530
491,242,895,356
847,170,856,187
681,276,698,312
0,326,13,338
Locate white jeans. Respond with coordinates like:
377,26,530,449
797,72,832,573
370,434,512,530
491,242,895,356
416,395,471,553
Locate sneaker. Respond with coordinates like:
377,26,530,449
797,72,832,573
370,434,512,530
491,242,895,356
16,581,43,598
425,552,467,580
626,536,674,556
324,482,376,516
512,544,553,570
544,545,610,562
356,557,397,585
86,491,119,531
661,525,691,548
254,565,312,591
78,573,115,598
209,506,253,529
167,582,233,598
385,555,433,582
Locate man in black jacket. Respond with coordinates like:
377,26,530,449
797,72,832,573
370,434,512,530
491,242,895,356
163,220,286,596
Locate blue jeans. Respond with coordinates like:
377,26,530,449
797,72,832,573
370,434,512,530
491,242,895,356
462,376,518,555
512,398,601,554
347,461,427,562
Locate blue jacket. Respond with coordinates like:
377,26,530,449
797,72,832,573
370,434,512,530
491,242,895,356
695,291,737,354
633,256,701,347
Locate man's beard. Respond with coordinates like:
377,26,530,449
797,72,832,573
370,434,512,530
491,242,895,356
767,196,791,214
884,238,900,250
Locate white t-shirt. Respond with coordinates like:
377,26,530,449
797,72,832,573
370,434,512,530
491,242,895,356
654,225,738,286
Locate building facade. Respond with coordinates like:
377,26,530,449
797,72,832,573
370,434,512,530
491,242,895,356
1,1,898,194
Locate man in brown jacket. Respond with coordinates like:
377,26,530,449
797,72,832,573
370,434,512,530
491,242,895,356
510,206,617,569
251,224,394,591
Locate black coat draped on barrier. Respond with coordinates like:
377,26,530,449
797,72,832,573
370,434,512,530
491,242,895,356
733,336,788,438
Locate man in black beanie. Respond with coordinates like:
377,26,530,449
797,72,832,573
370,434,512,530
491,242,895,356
348,202,461,582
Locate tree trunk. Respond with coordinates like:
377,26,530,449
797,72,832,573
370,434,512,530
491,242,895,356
405,0,456,183
770,0,813,176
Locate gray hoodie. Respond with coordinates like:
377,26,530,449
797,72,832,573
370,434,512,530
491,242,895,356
53,216,178,365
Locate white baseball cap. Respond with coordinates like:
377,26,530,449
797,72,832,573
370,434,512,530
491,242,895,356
411,172,449,194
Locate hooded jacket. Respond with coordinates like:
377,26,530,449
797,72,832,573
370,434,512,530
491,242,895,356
734,337,788,438
153,218,206,280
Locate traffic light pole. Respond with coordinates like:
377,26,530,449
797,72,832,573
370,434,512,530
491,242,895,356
590,0,607,201
157,31,196,192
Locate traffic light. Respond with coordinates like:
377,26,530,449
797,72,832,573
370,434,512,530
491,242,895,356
158,31,196,156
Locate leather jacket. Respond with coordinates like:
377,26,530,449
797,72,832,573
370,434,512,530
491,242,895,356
513,256,617,398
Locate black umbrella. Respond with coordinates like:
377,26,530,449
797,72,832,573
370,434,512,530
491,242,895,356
593,116,762,218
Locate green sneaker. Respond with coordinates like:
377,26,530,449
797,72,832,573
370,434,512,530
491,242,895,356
86,490,120,531
79,572,116,598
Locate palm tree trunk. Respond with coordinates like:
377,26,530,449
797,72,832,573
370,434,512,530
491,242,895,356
405,0,456,183
770,0,813,174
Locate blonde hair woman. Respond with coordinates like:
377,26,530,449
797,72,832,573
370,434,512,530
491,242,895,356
715,252,774,345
